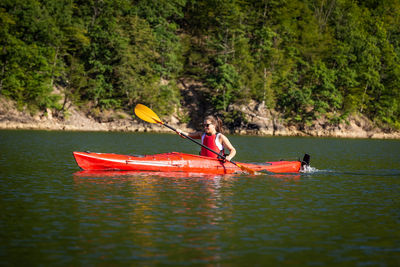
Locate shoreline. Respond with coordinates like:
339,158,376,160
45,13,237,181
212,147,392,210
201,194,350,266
1,117,399,140
1,97,399,139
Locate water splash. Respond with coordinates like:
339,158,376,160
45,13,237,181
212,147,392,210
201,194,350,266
300,165,320,174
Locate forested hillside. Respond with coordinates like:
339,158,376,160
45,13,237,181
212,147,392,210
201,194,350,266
1,0,400,130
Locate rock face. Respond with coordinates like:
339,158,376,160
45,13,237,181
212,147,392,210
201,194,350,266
1,95,399,139
0,96,189,133
228,101,288,136
225,100,400,139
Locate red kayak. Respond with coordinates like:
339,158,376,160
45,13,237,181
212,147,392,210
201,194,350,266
73,151,309,174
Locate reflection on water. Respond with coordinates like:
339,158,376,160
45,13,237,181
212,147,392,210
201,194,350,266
72,172,239,264
73,170,233,179
70,168,400,265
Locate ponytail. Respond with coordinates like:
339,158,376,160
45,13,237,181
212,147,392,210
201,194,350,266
215,116,223,134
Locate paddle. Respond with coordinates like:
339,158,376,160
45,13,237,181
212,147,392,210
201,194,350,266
134,104,257,175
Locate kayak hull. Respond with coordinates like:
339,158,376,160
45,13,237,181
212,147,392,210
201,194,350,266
73,151,303,174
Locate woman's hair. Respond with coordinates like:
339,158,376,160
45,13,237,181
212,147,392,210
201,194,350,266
204,115,224,133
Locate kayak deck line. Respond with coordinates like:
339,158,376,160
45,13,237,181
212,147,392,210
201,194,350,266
126,160,181,167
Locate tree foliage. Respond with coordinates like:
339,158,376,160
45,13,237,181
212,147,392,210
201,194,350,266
0,0,399,129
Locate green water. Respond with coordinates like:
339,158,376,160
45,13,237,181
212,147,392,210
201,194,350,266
1,130,399,266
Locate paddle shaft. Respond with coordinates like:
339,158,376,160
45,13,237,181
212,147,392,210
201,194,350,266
161,123,239,165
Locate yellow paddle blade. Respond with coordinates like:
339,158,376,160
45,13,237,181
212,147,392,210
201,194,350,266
236,163,257,175
134,104,163,124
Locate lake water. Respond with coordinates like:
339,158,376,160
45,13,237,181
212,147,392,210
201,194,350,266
1,130,399,266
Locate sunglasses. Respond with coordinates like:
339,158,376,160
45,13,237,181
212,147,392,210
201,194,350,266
203,123,212,127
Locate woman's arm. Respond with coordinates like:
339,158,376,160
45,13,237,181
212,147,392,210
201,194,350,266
220,134,236,161
176,129,202,139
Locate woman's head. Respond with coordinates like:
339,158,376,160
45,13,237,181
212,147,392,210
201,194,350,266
203,115,223,134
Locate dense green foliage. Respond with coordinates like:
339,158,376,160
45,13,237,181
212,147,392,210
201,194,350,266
1,0,400,128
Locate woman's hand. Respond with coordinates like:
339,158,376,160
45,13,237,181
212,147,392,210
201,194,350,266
176,129,186,138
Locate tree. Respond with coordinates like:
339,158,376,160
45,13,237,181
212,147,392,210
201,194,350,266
0,0,61,111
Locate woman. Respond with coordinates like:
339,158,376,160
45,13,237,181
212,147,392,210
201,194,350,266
177,115,236,161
